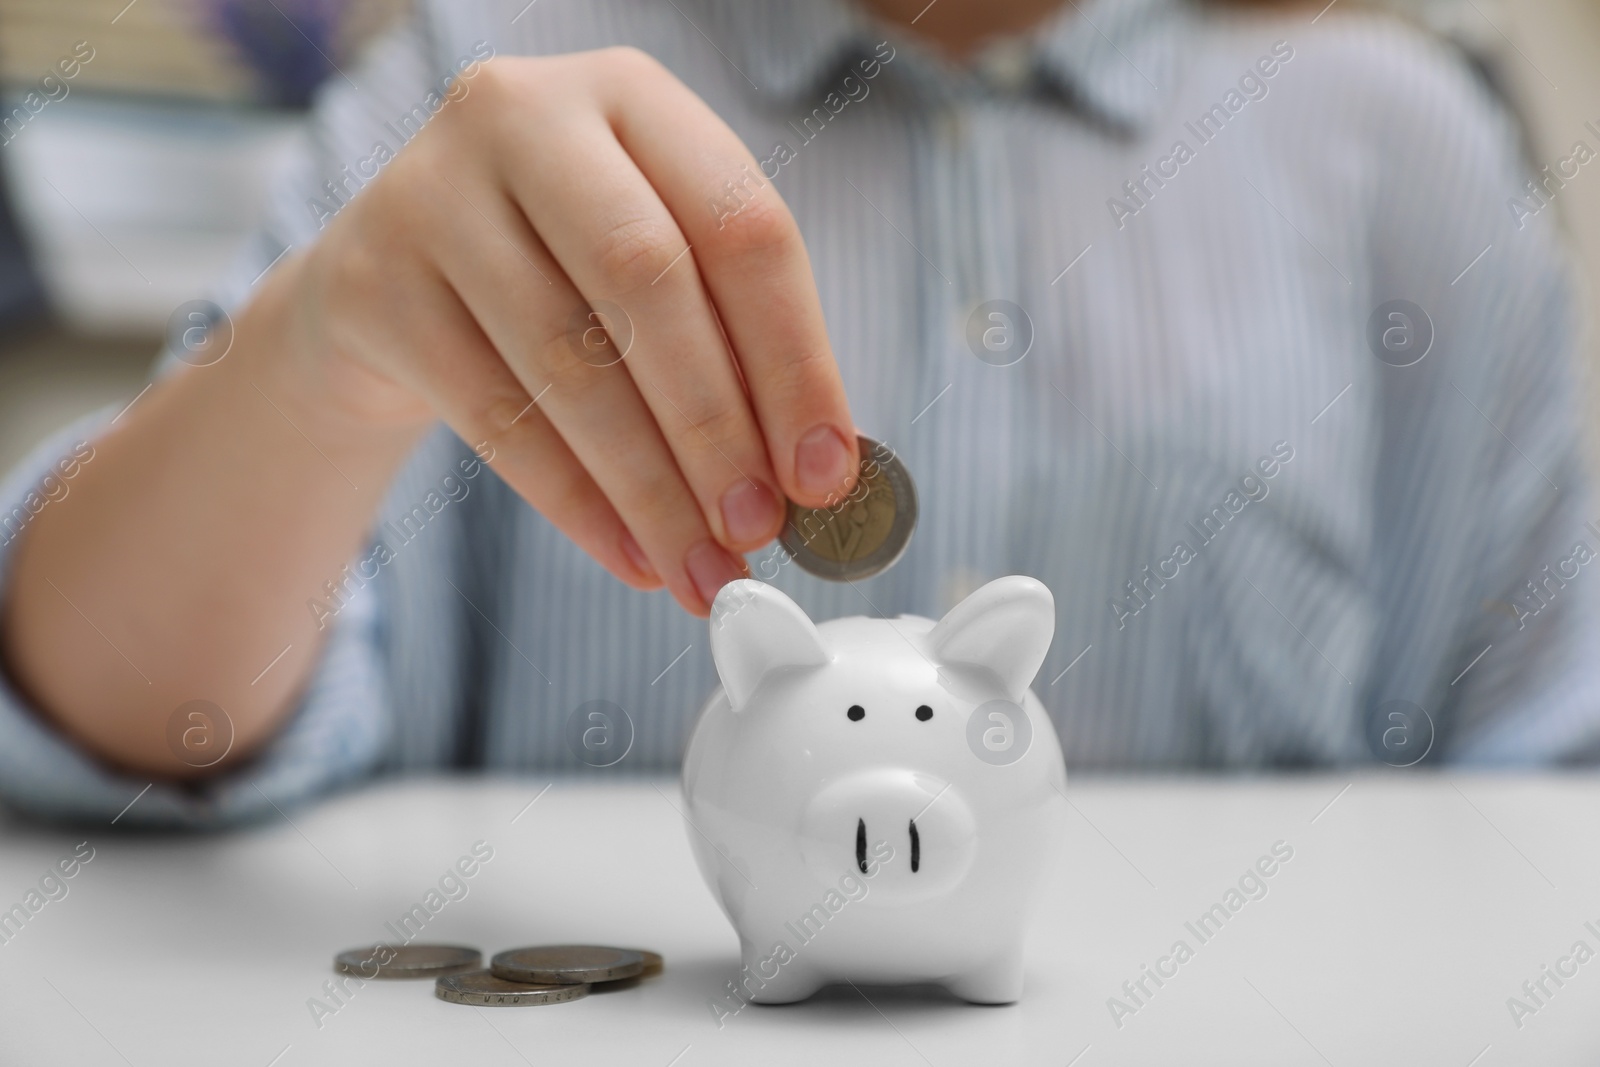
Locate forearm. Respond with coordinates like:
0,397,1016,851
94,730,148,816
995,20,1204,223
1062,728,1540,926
0,263,427,778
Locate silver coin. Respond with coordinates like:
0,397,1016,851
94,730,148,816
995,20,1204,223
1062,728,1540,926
491,944,645,985
435,970,590,1007
779,435,917,581
334,943,480,979
589,949,664,992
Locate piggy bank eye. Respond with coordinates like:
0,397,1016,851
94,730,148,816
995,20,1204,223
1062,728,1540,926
847,705,865,721
915,705,933,721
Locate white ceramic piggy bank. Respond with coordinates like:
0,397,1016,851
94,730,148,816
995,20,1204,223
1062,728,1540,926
681,575,1067,1004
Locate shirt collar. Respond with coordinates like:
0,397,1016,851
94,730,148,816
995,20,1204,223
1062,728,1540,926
692,0,1187,134
1033,0,1188,131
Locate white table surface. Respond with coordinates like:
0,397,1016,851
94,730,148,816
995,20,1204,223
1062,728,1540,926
0,773,1596,1066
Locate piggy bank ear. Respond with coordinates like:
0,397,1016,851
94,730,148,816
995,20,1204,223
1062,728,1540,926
709,580,831,710
928,576,1055,702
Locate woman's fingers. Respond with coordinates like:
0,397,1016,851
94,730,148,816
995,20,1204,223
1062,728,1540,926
414,159,747,614
391,260,665,595
333,186,662,594
600,49,858,508
495,57,789,554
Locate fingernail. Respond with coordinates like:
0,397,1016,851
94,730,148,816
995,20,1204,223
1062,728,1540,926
686,539,748,609
795,425,856,498
620,529,657,581
720,480,780,545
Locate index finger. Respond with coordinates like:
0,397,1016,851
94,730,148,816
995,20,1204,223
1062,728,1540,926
602,53,859,510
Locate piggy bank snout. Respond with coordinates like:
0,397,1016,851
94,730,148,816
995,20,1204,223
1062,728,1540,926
799,771,977,905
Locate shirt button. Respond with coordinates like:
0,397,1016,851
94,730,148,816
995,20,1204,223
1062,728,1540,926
973,38,1034,94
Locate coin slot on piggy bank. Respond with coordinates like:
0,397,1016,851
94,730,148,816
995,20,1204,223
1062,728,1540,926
681,575,1068,1005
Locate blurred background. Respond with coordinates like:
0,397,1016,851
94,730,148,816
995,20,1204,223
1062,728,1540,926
0,0,408,467
0,0,1596,471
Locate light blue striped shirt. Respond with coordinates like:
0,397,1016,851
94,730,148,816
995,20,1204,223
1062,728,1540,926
3,0,1598,826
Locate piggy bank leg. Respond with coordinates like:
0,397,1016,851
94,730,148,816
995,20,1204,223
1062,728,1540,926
740,943,825,1004
945,950,1024,1005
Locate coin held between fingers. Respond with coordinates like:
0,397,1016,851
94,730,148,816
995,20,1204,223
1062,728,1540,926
780,434,917,581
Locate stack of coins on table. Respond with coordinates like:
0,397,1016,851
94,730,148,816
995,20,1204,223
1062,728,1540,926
334,943,664,1007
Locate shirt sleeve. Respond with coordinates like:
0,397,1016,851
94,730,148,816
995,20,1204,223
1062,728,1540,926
0,413,391,828
0,19,456,827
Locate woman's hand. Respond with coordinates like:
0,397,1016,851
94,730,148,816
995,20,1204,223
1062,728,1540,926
275,46,857,615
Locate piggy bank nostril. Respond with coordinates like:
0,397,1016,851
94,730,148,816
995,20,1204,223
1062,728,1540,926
799,773,977,902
